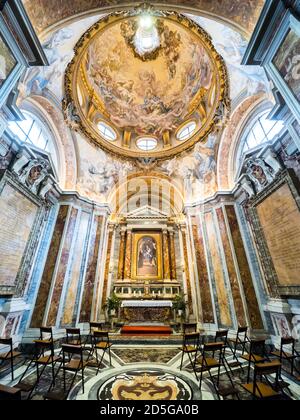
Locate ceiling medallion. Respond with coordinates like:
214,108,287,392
63,7,230,161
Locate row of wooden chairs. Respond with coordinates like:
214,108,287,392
180,326,300,399
0,323,113,400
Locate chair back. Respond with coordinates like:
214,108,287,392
215,330,228,344
255,362,281,377
62,344,83,357
203,342,224,365
66,328,82,346
183,332,200,349
249,339,266,357
40,326,54,342
0,338,12,347
93,331,110,345
281,337,294,346
89,322,105,333
238,326,248,334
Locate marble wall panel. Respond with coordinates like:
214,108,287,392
191,216,214,323
181,229,193,315
216,208,247,326
225,205,263,329
205,212,232,327
80,215,104,322
61,211,90,326
101,228,114,312
31,205,69,328
47,207,78,326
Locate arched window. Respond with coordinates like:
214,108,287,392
9,110,58,171
241,111,284,155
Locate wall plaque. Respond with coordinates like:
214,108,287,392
0,182,38,294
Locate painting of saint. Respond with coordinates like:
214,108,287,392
132,232,162,280
273,30,300,102
0,34,17,88
137,236,158,277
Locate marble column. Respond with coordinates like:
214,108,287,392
169,230,177,280
163,230,171,280
117,229,126,280
179,226,193,315
124,229,132,280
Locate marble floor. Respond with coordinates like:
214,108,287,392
1,345,300,400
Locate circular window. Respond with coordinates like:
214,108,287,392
98,122,117,141
136,137,158,151
177,121,197,141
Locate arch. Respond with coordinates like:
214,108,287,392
23,0,264,39
217,93,269,191
107,171,185,216
22,95,78,190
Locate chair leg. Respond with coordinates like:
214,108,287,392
11,356,14,381
82,368,85,394
109,348,112,367
180,351,184,370
247,361,251,383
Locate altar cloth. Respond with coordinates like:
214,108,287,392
121,300,173,308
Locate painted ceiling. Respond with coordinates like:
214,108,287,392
22,0,265,37
84,17,215,137
19,5,270,203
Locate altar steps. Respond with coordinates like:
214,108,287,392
121,326,173,336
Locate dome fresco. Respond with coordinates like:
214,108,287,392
85,17,214,137
64,11,230,159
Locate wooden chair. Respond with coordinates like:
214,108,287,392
270,337,300,379
179,332,200,371
85,322,107,348
241,339,269,382
0,338,21,381
228,327,249,357
212,330,244,373
241,361,282,400
195,342,239,400
44,344,87,400
15,327,60,399
90,331,112,375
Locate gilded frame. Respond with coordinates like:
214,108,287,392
131,231,163,281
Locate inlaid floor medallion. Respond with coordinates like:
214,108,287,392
97,368,193,401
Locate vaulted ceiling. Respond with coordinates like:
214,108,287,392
22,0,265,37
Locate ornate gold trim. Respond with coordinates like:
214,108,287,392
63,9,230,161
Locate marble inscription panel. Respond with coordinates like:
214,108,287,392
0,183,38,289
256,184,300,286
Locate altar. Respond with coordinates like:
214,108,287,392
120,300,173,323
